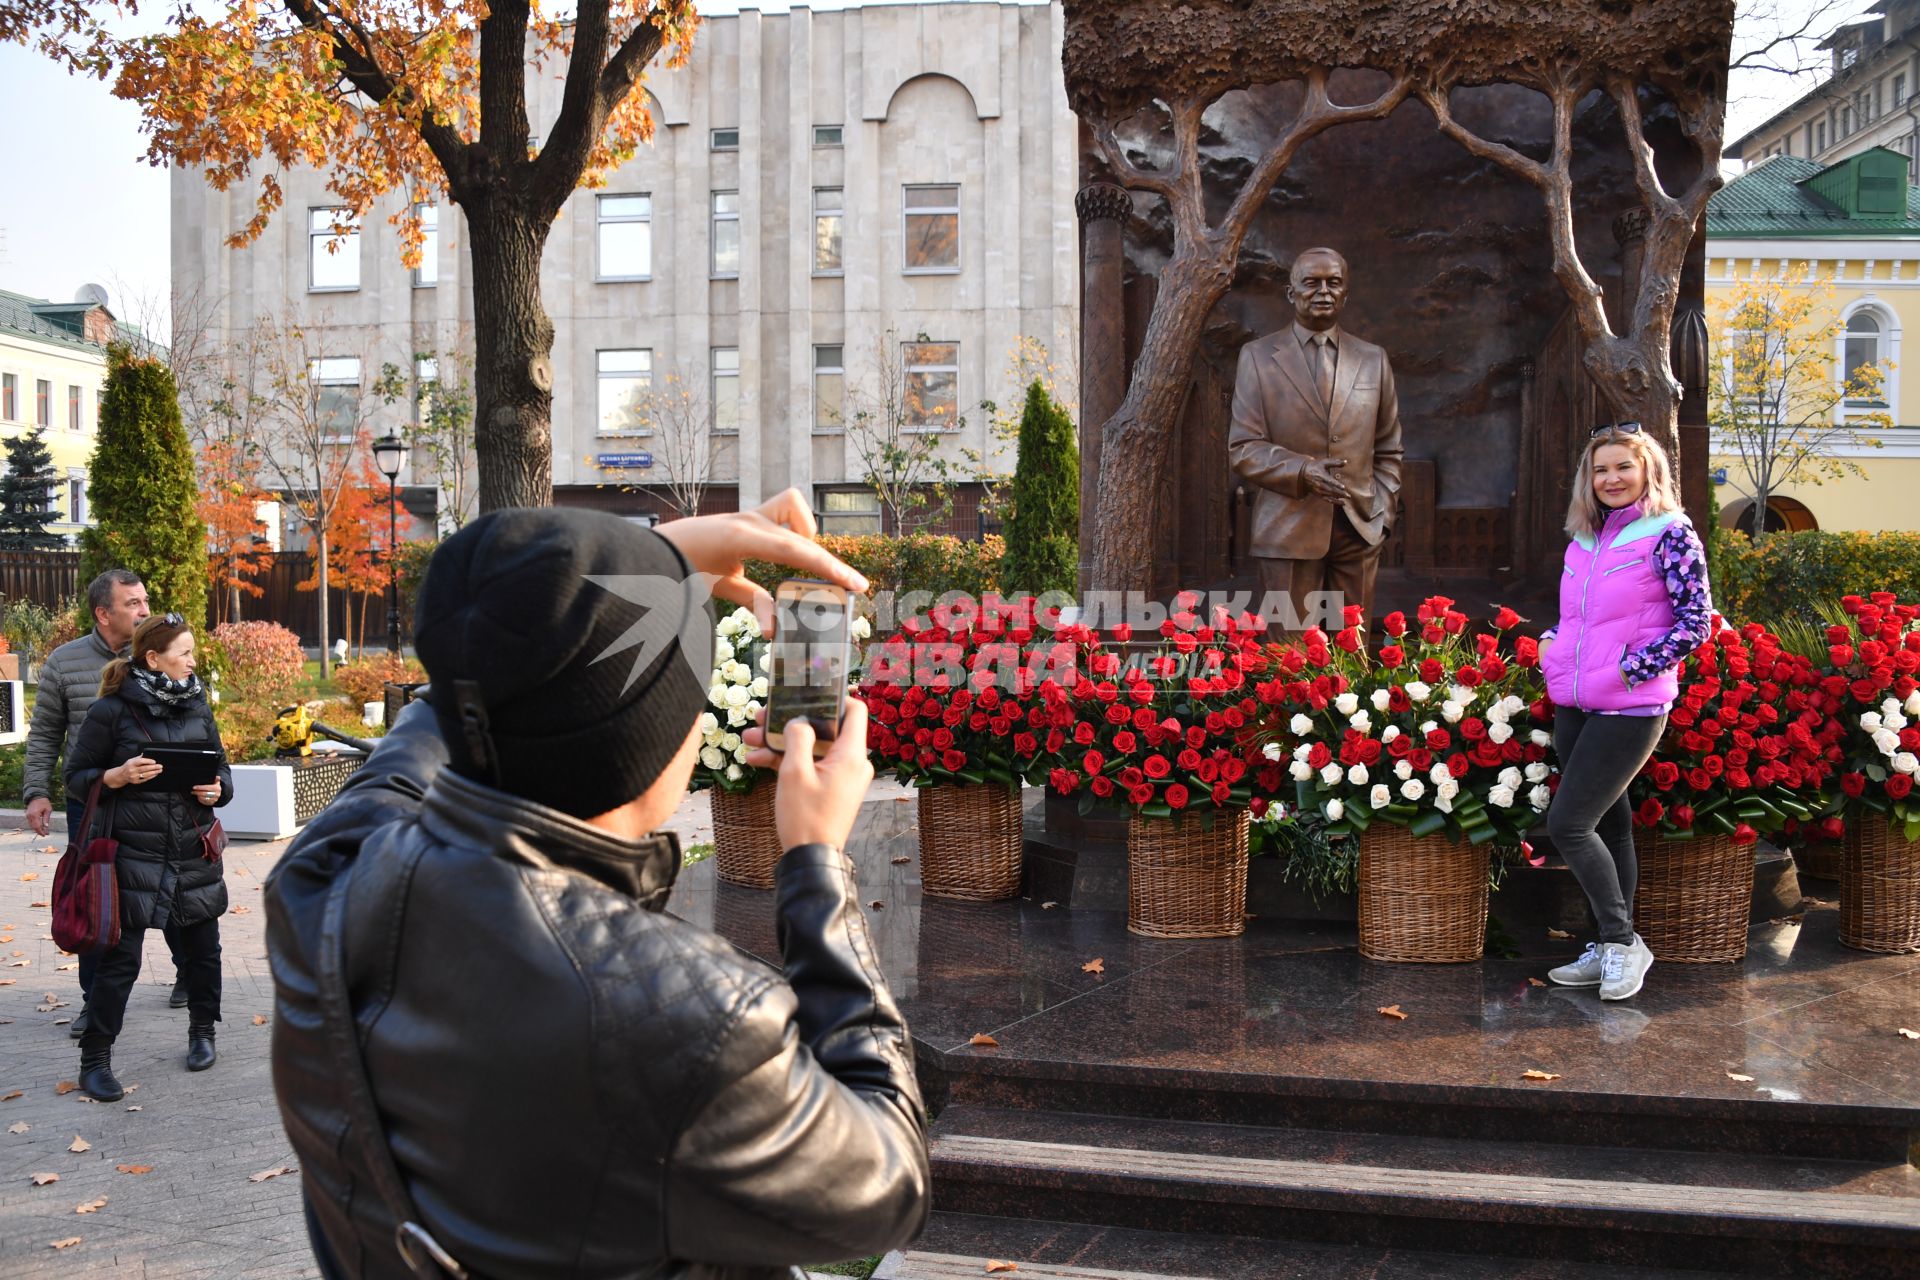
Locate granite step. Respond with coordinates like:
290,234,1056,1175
926,1106,1920,1275
878,1213,1733,1280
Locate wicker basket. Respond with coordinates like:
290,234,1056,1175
918,782,1024,902
1634,834,1754,963
1357,826,1488,963
1795,838,1843,882
1840,822,1920,953
711,778,782,889
1126,809,1250,939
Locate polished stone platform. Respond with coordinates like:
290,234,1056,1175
668,792,1920,1276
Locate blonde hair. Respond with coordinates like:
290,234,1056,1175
1563,426,1682,539
99,614,193,699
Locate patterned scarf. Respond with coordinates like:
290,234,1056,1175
131,665,204,711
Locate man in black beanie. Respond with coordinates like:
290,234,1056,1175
263,490,929,1279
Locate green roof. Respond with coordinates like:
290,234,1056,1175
1708,150,1920,238
0,288,146,356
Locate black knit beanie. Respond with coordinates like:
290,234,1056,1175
413,507,710,818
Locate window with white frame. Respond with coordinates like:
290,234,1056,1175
711,348,740,434
415,356,439,424
818,487,880,535
903,341,959,429
597,349,652,435
1818,120,1828,150
68,474,86,524
67,384,81,431
813,345,844,432
1842,105,1854,135
1,373,13,420
813,187,844,275
711,127,740,151
35,379,51,427
1844,310,1891,406
813,124,844,147
597,194,653,281
309,357,362,441
413,203,439,287
1898,73,1909,108
902,185,959,273
712,191,741,278
308,208,362,291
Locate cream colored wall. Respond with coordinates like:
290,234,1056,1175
0,330,105,539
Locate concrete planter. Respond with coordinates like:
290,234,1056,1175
224,752,368,840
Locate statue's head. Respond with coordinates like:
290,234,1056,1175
1286,248,1349,332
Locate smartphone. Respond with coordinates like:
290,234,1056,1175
764,579,854,759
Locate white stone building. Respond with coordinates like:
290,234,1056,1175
1731,2,1920,168
170,0,1079,538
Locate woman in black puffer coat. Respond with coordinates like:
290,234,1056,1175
66,612,233,1101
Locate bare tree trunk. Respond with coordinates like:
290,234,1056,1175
316,541,332,679
468,204,556,512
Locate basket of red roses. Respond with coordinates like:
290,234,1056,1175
1626,618,1833,962
863,596,1051,901
1813,593,1920,953
1048,594,1271,938
1263,599,1550,963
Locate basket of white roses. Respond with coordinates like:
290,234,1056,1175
1262,598,1552,962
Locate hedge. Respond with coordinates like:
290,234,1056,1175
1711,529,1920,624
745,533,1004,604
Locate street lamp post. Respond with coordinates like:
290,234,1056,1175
372,433,409,656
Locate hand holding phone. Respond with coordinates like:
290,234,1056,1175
763,579,854,759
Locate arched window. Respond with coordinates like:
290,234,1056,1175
1843,308,1892,406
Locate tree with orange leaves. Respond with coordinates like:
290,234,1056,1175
200,439,276,626
306,454,414,655
38,0,699,512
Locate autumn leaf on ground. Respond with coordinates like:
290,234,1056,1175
115,1164,152,1175
0,978,14,986
890,856,911,865
1082,957,1105,975
2,1091,22,1101
125,1106,140,1112
1527,978,1547,988
53,1082,77,1096
1768,915,1804,927
49,1237,80,1250
968,1033,1000,1048
1040,901,1058,910
230,906,250,915
0,935,11,943
1727,1073,1755,1082
252,1014,269,1026
1377,1005,1409,1020
20,872,37,881
7,1122,26,1134
985,1263,1018,1275
1521,1069,1563,1081
74,1196,106,1214
10,959,33,967
29,901,48,908
1546,928,1572,940
67,1135,90,1153
31,1172,59,1185
53,963,76,972
249,1166,295,1183
1898,1028,1919,1040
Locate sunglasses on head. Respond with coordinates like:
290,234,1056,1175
1590,421,1643,438
161,612,184,627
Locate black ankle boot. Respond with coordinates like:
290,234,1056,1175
186,1021,216,1072
169,979,189,1009
78,1036,123,1102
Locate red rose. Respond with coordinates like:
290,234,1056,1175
1177,748,1203,771
1841,772,1867,797
1888,774,1915,800
1420,658,1446,683
1091,776,1114,797
1144,754,1172,779
1211,782,1231,806
1447,753,1470,778
932,727,955,751
1118,766,1144,788
1493,605,1522,630
942,749,968,772
1250,795,1270,818
1128,784,1155,806
1651,761,1680,790
1732,823,1758,846
1377,645,1404,669
1425,728,1451,751
1113,730,1138,754
1515,636,1539,667
1165,783,1190,809
1307,742,1333,770
1671,804,1694,828
1635,797,1665,827
1829,644,1855,667
1686,767,1712,792
1383,611,1408,637
1083,750,1105,776
1455,666,1483,688
1820,816,1845,839
1015,732,1038,756
1461,717,1488,742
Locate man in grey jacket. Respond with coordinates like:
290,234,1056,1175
24,569,183,1029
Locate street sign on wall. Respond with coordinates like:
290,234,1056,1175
596,452,654,470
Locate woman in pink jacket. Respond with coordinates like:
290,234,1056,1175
1539,423,1712,1001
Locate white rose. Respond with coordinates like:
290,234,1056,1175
697,712,719,735
1502,696,1528,719
1888,712,1911,733
751,677,770,699
1263,742,1285,762
1429,761,1453,785
1882,697,1904,719
1498,766,1523,789
725,763,743,781
1347,764,1370,786
1529,783,1553,810
1320,762,1344,785
851,616,872,640
1895,752,1920,776
1370,784,1393,809
1335,692,1359,715
1434,793,1454,814
1293,743,1314,762
1371,688,1392,712
1348,711,1372,733
1290,760,1314,781
1449,684,1476,706
1487,721,1514,744
1525,761,1551,783
1290,713,1314,735
1872,728,1901,757
707,684,728,708
1325,798,1345,821
758,651,772,672
724,685,751,707
1861,712,1884,732
713,638,735,665
1487,701,1510,725
1906,691,1920,718
700,746,725,770
1382,725,1402,743
719,732,742,753
1420,720,1438,735
1407,681,1431,703
1394,759,1414,781
717,615,741,639
1400,778,1426,801
1488,783,1517,808
1436,778,1460,802
727,705,752,727
1531,729,1552,748
1441,700,1465,724
732,744,751,765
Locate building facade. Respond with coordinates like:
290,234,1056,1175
1731,2,1920,167
170,1,1079,537
1706,149,1920,534
0,286,131,543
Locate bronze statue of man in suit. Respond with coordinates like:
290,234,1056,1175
1228,247,1404,628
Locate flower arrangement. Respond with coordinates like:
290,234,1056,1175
1260,598,1552,847
1816,593,1920,843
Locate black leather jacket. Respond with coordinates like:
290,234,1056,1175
264,703,930,1279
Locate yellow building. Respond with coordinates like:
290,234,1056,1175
1706,148,1920,534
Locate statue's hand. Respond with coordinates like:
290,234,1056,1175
1303,458,1353,504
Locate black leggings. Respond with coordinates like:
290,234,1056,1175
1548,706,1667,945
80,916,222,1044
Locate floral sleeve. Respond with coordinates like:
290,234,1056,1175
1621,520,1713,688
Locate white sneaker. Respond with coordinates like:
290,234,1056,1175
1599,935,1654,1001
1548,941,1605,987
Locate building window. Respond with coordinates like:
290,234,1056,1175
818,488,880,535
68,476,86,525
308,208,362,292
813,124,843,147
813,345,844,432
35,379,51,427
415,356,439,424
711,127,740,151
903,341,959,429
1842,105,1853,136
1844,311,1889,406
67,384,81,431
813,187,844,275
1818,120,1828,150
1898,74,1909,108
309,357,362,441
903,185,960,273
712,191,741,278
413,203,439,287
3,373,16,421
711,348,740,434
596,194,652,281
597,349,651,435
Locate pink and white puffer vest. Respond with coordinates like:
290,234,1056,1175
1541,503,1684,714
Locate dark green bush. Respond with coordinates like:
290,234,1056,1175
1000,380,1079,596
1711,529,1920,624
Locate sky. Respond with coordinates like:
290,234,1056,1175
0,1,1860,334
